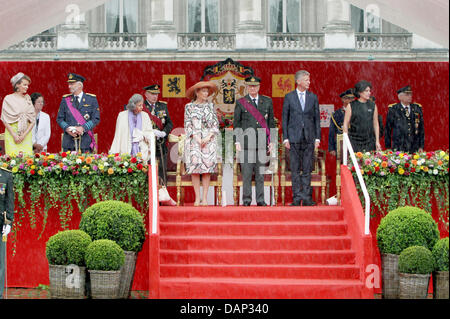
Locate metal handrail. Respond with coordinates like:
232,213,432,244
149,131,159,234
342,133,370,235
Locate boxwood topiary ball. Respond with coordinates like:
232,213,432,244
398,246,434,274
45,230,92,266
85,239,125,271
79,200,146,252
376,206,440,255
432,237,449,272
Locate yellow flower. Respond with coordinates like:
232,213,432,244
445,155,449,161
398,167,405,175
38,169,44,176
399,153,404,158
137,152,142,158
48,154,55,159
360,169,364,175
107,168,114,175
440,151,446,157
413,154,420,160
31,165,36,170
12,167,18,173
99,165,104,170
422,166,429,172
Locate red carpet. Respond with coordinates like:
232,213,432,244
157,206,369,299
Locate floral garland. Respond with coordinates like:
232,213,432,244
0,151,149,253
348,150,449,231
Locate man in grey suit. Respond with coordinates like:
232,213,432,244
234,76,275,206
282,70,321,206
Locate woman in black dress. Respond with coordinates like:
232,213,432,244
343,80,381,152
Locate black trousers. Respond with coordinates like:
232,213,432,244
240,149,267,204
289,138,314,202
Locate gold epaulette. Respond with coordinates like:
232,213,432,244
331,113,343,132
388,103,396,108
261,95,270,98
63,94,71,97
158,101,167,104
0,167,12,173
86,93,96,97
414,102,422,107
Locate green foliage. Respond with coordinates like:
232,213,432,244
376,206,440,255
398,246,435,274
79,200,146,252
45,230,92,266
432,237,449,272
85,239,125,271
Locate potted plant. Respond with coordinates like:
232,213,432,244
398,246,434,299
376,206,440,298
432,237,449,299
79,200,145,299
45,230,92,299
85,239,125,299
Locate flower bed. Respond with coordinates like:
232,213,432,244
349,150,449,231
1,151,149,252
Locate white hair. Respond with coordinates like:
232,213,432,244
295,70,310,82
126,93,144,110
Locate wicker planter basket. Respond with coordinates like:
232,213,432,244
432,271,449,299
88,270,121,299
118,251,137,299
48,264,86,299
399,273,431,299
381,253,400,299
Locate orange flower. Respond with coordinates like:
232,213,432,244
411,159,417,166
381,161,388,168
59,162,64,168
26,159,34,166
78,156,85,162
107,168,114,175
438,160,443,166
85,157,93,164
356,152,363,158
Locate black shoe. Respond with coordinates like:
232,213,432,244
302,200,316,206
257,202,267,206
290,201,301,206
243,202,251,206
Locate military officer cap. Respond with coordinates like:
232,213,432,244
143,84,161,94
397,85,412,94
67,73,85,83
245,76,261,85
339,89,355,98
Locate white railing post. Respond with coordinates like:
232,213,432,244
149,131,158,234
342,133,370,235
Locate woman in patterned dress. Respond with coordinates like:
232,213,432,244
1,73,36,156
184,81,219,206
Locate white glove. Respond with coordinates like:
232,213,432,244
154,130,166,138
2,225,11,237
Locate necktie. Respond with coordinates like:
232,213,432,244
300,92,305,111
35,117,39,134
74,96,80,108
252,98,257,106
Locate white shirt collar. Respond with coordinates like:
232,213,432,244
75,92,84,100
297,89,306,95
401,102,410,108
249,94,259,102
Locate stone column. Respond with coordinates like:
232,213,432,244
235,0,266,50
57,5,89,50
147,0,177,50
323,0,355,50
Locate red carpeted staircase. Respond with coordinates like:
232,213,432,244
156,206,371,299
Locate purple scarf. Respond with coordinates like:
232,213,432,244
128,110,142,156
238,97,271,144
65,96,97,150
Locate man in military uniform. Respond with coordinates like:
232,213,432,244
385,85,424,153
57,73,101,153
143,84,173,184
234,76,275,206
0,167,14,299
328,89,354,157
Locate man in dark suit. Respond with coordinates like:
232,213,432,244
233,76,275,206
385,85,424,153
143,84,173,184
0,166,14,299
282,70,321,206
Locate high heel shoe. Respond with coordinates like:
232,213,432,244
201,201,208,206
194,201,200,207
